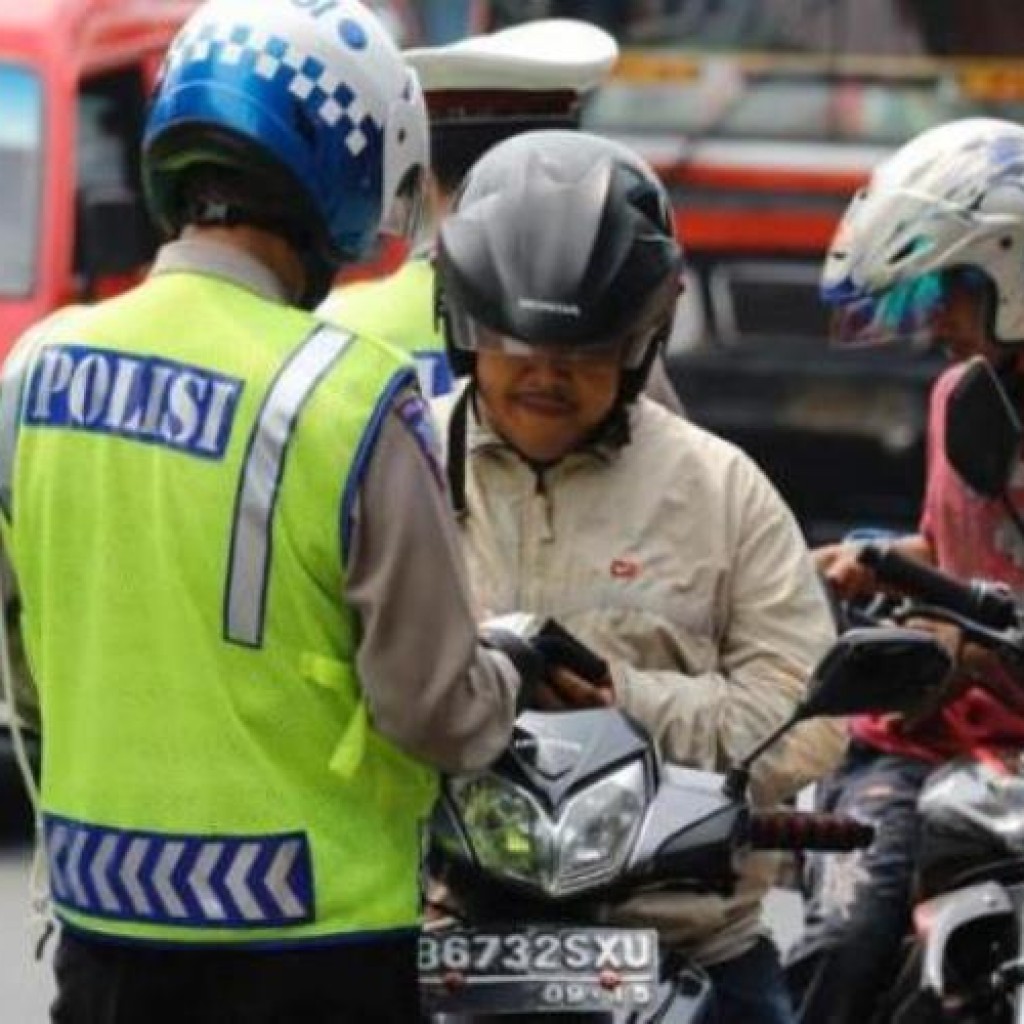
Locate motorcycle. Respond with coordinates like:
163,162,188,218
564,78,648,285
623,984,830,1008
418,623,950,1022
824,358,1024,1024
848,542,1024,1024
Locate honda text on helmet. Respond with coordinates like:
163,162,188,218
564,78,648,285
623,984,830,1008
822,118,1024,352
142,0,429,307
436,130,685,404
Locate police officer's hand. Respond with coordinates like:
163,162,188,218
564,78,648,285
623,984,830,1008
534,665,615,711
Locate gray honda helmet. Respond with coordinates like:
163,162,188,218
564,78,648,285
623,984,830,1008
436,129,684,401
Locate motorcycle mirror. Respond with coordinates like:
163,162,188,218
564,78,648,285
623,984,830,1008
724,628,950,799
796,627,952,720
945,357,1022,499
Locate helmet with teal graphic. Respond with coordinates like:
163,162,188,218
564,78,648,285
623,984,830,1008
823,118,1024,350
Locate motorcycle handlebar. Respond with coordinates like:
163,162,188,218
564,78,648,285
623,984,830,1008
748,811,875,852
857,543,1019,632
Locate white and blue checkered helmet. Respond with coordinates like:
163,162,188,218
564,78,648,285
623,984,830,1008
142,0,427,279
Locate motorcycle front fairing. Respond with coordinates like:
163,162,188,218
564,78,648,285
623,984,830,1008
917,757,1024,900
910,757,1024,1016
431,708,747,903
423,709,752,1020
914,881,1017,1001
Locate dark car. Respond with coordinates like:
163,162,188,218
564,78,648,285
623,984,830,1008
663,253,942,544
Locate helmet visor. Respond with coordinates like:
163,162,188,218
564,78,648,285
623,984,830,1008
380,67,429,242
381,164,426,241
449,309,657,369
829,272,947,350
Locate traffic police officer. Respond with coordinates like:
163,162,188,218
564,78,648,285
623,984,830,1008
317,19,685,410
0,1,538,1020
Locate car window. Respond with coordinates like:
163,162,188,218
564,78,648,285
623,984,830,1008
666,267,707,354
708,260,827,348
75,66,156,279
0,64,43,298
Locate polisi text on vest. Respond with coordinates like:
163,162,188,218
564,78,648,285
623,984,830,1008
25,344,243,459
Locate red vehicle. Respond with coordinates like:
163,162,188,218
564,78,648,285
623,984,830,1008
0,0,200,358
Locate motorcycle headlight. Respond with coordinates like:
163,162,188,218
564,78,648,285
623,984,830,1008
556,762,645,892
452,774,552,884
449,762,645,897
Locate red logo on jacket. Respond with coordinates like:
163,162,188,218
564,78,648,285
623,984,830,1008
610,558,641,580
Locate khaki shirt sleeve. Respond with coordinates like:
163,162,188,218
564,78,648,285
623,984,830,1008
614,462,845,805
345,389,520,773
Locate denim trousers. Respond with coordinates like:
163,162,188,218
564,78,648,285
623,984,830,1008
784,742,934,1024
706,935,796,1024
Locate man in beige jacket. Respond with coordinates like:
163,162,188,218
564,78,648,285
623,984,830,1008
430,129,845,1023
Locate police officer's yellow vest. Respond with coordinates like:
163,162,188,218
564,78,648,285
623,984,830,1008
320,257,454,398
0,272,438,946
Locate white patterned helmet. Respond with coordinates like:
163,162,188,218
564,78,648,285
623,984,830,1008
143,0,428,302
823,118,1024,348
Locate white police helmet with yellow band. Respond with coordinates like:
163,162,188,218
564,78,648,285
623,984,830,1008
143,0,428,268
823,117,1024,348
405,18,619,236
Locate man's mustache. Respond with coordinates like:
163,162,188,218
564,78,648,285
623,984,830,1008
510,387,576,408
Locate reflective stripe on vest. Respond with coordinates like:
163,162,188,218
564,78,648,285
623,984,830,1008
45,814,313,928
224,326,354,647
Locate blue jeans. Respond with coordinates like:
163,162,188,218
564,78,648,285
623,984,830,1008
706,936,795,1024
784,742,933,1024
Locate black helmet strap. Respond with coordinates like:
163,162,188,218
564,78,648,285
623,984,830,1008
446,385,473,520
445,377,637,522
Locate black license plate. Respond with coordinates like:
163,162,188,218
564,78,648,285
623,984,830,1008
419,926,659,1014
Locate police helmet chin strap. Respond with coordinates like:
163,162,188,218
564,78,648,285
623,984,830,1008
0,566,55,958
